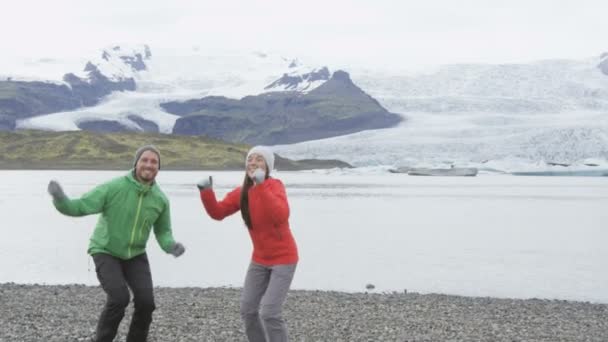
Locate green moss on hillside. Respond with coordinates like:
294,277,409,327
0,130,352,170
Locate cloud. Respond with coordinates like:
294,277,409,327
2,0,607,66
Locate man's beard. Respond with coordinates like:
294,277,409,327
137,168,157,182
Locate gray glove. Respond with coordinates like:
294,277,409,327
170,242,185,257
47,180,67,201
196,176,213,190
253,168,265,184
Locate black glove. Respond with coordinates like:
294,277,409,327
48,180,67,201
196,176,213,190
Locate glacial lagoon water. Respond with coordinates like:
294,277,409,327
1,170,606,303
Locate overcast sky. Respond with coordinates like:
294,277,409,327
4,0,608,67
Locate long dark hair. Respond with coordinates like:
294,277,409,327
240,173,254,229
240,167,269,229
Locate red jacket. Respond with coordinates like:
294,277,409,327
200,178,299,266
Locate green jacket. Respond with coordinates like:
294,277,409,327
53,170,176,260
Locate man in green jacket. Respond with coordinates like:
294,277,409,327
47,145,185,342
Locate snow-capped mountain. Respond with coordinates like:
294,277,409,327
264,66,330,92
0,44,153,130
0,45,151,86
11,46,396,142
165,69,400,144
3,46,608,171
69,44,152,83
273,56,608,170
9,47,340,132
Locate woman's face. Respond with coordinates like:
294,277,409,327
246,153,267,178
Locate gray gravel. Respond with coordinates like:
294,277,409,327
0,283,606,342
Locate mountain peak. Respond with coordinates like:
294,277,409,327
331,70,352,82
307,70,363,98
98,44,151,74
67,44,152,84
58,45,144,106
288,59,299,68
264,66,331,92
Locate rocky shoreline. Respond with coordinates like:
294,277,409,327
0,283,606,341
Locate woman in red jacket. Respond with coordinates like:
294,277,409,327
197,146,298,342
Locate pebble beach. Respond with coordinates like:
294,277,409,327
1,283,607,341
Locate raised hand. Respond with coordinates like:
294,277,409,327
196,176,213,190
253,168,265,184
47,180,67,201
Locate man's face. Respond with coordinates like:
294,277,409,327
135,150,159,184
246,153,267,179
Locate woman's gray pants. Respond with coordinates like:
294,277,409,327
240,262,297,342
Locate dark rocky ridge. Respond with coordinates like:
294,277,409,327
168,70,402,145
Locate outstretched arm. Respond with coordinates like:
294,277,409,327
49,180,108,217
198,177,241,220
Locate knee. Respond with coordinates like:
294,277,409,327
260,304,282,323
240,300,259,319
107,287,130,309
134,295,156,314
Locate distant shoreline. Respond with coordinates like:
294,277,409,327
0,165,245,171
0,130,352,171
1,283,606,341
0,160,352,172
0,164,344,171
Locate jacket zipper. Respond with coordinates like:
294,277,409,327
128,193,144,258
140,218,148,241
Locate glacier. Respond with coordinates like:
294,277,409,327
5,46,608,171
274,59,608,171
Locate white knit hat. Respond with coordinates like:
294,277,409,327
245,146,275,173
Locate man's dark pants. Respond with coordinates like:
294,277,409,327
92,253,156,342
